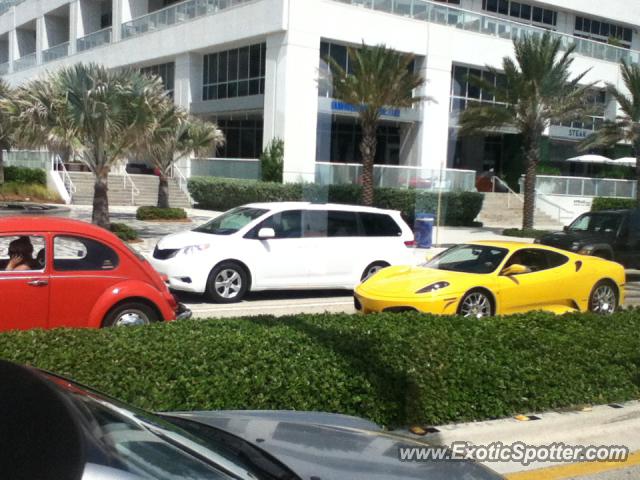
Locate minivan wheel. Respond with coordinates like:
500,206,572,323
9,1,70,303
103,302,158,328
361,261,389,281
588,280,617,315
206,262,248,303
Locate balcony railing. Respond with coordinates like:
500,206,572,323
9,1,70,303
77,28,112,53
121,0,254,39
316,162,477,191
332,0,640,64
191,157,261,180
522,174,636,199
42,42,70,63
0,61,9,75
13,52,36,72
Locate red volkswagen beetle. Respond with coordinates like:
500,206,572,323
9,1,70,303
0,217,191,331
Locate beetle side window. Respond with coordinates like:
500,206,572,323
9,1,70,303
359,213,401,237
0,235,46,272
54,236,119,271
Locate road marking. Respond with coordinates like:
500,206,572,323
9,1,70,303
505,450,640,480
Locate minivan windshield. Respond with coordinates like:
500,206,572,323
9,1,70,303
568,212,622,233
423,244,508,274
194,208,268,235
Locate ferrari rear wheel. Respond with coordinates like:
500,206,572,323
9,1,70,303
589,281,617,315
458,290,494,319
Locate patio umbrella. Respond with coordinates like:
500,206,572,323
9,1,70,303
612,157,637,167
566,154,613,164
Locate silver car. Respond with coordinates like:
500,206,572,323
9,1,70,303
1,360,503,480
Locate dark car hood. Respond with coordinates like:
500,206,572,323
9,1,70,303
539,230,607,249
168,410,503,480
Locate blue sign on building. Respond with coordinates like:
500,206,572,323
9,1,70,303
331,100,401,118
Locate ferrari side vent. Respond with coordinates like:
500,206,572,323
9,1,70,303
575,261,582,272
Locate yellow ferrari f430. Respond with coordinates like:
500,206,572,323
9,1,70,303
354,241,625,317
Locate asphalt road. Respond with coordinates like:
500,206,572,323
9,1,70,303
178,271,640,319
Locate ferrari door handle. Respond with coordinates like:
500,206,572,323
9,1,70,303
27,280,48,287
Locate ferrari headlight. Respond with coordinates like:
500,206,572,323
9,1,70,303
415,281,450,294
182,244,210,255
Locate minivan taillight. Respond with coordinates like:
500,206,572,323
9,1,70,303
404,240,416,248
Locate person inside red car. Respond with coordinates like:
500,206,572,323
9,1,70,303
5,237,37,271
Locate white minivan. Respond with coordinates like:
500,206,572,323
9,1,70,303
150,202,416,302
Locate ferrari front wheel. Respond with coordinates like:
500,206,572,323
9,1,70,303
588,281,618,315
458,289,494,319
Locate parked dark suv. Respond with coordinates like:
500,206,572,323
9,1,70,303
537,209,640,268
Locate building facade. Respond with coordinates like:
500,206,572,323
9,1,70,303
0,0,638,186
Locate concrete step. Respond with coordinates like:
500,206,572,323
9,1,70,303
478,192,564,229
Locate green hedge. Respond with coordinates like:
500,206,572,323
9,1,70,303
1,311,639,428
4,166,46,185
136,206,187,221
109,222,139,241
188,177,483,226
591,197,637,211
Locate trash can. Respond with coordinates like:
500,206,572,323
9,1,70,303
414,213,435,248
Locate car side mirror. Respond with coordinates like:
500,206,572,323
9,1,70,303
501,264,529,276
257,227,276,239
563,226,569,232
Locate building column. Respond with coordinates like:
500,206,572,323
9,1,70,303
112,0,124,42
8,28,17,73
263,31,320,183
174,52,203,111
69,0,79,55
36,16,45,64
417,53,452,171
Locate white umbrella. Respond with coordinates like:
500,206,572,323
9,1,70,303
612,157,636,167
566,154,613,164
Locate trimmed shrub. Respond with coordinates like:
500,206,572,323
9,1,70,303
260,138,284,183
109,222,139,241
591,197,637,211
0,182,61,203
502,228,550,239
188,177,484,226
0,311,639,428
4,166,46,186
137,206,187,221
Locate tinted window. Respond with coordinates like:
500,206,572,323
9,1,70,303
54,236,119,271
194,207,268,235
302,210,328,238
568,213,622,233
249,210,302,239
360,213,401,237
327,211,359,237
505,248,567,273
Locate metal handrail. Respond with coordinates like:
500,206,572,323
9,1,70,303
52,155,77,198
491,176,523,208
122,169,140,205
171,163,194,205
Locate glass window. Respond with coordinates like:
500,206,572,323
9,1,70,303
532,6,542,22
509,1,520,18
203,43,266,101
218,51,228,83
53,236,119,272
194,208,268,235
468,69,482,99
498,0,508,14
360,213,402,237
327,211,359,237
425,244,508,274
0,235,45,272
505,248,567,273
519,3,530,19
485,0,497,12
302,210,328,238
249,210,302,239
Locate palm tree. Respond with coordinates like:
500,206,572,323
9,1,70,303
581,60,640,204
0,80,14,184
459,33,593,229
326,43,424,206
8,63,168,228
140,102,224,208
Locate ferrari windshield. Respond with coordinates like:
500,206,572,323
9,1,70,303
193,207,268,235
424,244,509,274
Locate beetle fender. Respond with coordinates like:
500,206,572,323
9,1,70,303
87,280,175,328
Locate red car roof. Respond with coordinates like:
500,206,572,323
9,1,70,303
0,216,117,241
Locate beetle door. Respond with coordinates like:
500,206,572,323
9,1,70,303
0,234,49,331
